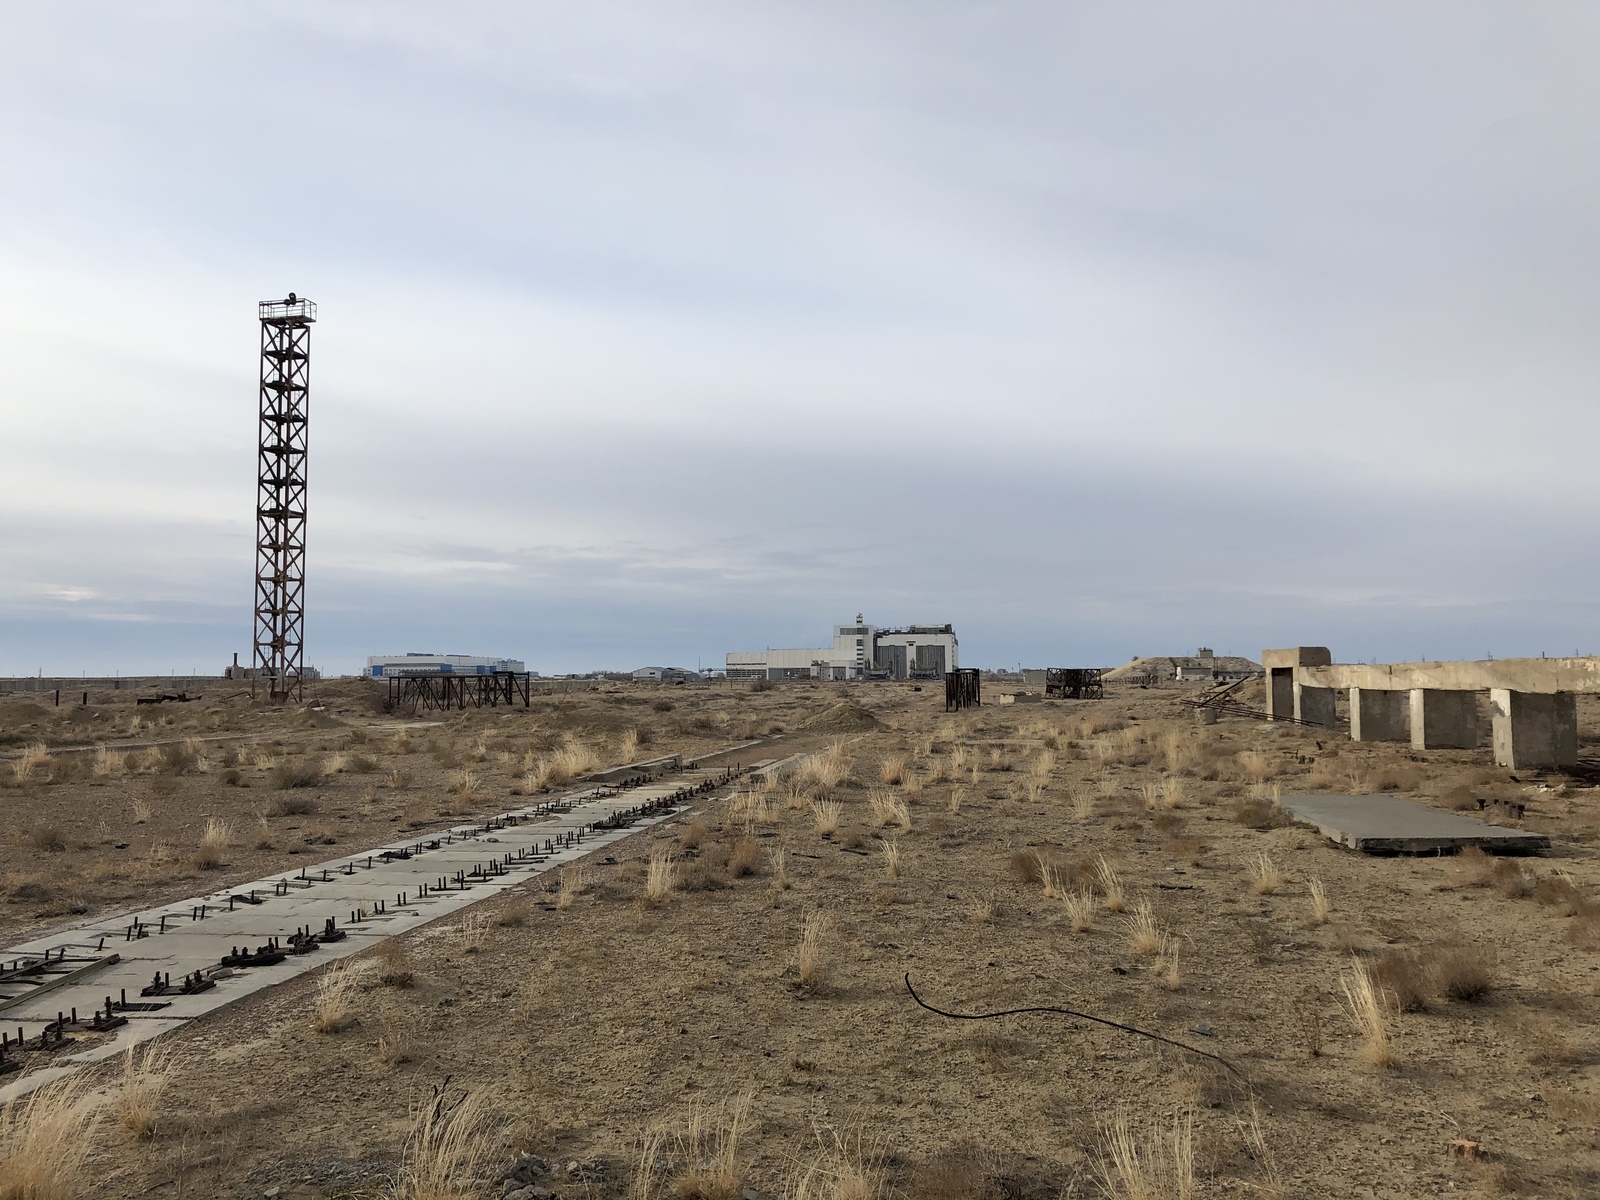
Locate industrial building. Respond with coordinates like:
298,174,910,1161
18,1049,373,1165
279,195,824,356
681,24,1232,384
366,653,528,679
631,666,703,682
727,618,958,681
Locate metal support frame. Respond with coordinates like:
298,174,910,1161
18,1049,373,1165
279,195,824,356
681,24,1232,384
253,294,316,704
1044,668,1106,700
945,668,981,712
387,671,534,714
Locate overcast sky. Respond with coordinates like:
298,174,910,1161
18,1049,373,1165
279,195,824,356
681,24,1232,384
3,2,1599,676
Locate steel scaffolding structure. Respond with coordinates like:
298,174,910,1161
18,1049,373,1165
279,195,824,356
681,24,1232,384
386,671,534,714
253,294,316,704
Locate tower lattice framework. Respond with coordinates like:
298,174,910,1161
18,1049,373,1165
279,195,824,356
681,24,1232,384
253,294,316,703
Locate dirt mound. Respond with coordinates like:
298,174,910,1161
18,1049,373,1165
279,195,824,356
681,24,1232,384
799,702,885,733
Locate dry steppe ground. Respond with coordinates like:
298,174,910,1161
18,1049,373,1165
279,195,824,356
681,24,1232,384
4,679,1600,1199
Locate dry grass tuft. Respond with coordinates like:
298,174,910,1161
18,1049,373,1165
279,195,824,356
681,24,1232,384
457,911,491,954
620,728,642,762
642,849,678,905
667,1094,752,1200
1097,857,1127,913
769,846,793,890
797,910,831,989
115,1043,171,1141
0,1072,104,1197
798,744,849,792
389,1088,495,1200
968,894,995,924
1341,961,1396,1069
1158,935,1182,991
194,816,232,870
556,865,586,910
1250,853,1286,895
878,755,908,785
313,961,365,1033
1307,879,1332,924
1095,1112,1194,1200
729,836,762,877
811,799,842,836
879,839,902,879
1064,889,1095,934
1125,898,1162,956
11,741,52,785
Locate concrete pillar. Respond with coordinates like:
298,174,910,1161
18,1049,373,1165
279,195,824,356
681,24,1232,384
1409,689,1479,750
1349,687,1406,742
1293,682,1336,728
1266,668,1294,721
1489,689,1577,770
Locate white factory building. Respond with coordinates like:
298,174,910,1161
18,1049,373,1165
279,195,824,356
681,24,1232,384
727,618,958,682
366,653,528,679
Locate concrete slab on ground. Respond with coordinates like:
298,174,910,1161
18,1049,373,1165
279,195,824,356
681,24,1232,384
0,751,797,1101
1280,793,1551,854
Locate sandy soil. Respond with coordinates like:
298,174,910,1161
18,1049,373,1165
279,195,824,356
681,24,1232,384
7,681,1600,1198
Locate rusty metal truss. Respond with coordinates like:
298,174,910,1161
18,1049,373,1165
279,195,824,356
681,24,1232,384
253,294,316,704
945,668,981,712
387,671,533,714
1044,668,1106,700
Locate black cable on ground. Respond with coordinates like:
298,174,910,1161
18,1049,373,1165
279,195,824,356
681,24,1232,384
904,973,1245,1079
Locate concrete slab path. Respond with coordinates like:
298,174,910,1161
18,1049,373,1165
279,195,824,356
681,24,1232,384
1280,793,1551,854
0,755,782,1100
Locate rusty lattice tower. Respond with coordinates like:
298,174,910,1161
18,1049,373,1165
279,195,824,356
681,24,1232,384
253,293,316,703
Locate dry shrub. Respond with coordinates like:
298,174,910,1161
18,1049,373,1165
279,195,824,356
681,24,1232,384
272,759,322,790
908,1142,1000,1200
679,821,709,850
1369,949,1430,1013
1567,913,1600,950
1095,1113,1194,1200
391,1088,495,1200
1433,945,1495,1003
1341,961,1396,1068
1236,749,1274,782
314,961,365,1033
194,817,231,870
1489,858,1534,899
377,1020,415,1068
642,849,678,905
797,910,830,989
1231,795,1287,830
729,836,762,877
27,824,66,852
131,801,152,824
495,897,532,927
374,940,415,988
268,794,317,816
0,1072,104,1196
115,1043,171,1141
968,894,995,924
445,769,480,797
1534,871,1590,916
811,800,842,836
